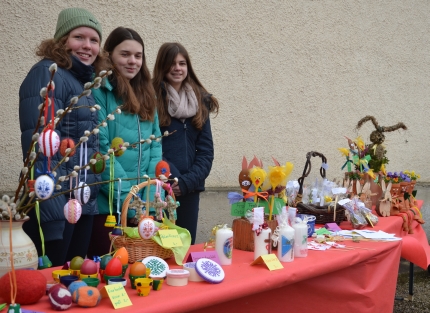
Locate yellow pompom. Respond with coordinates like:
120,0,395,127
111,137,125,157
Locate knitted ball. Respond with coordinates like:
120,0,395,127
38,129,60,157
64,199,82,224
68,280,87,298
90,151,105,174
111,137,125,157
48,284,72,311
0,269,46,304
73,286,101,307
59,138,76,157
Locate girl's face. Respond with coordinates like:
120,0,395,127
165,53,188,91
65,27,100,65
110,40,143,81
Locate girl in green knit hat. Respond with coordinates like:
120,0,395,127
19,8,108,266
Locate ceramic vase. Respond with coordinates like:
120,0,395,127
0,219,38,277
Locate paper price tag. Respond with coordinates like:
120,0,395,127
158,229,183,247
102,284,132,309
251,254,284,271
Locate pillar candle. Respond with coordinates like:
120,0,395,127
293,221,308,258
277,224,295,262
254,227,272,260
215,226,233,265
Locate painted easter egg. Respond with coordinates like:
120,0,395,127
38,129,60,157
74,182,91,205
89,151,105,174
138,217,156,240
100,255,113,270
113,247,129,265
105,258,122,276
48,284,72,311
111,137,125,157
59,138,75,157
129,262,146,276
35,174,55,199
70,256,84,270
73,286,101,307
64,199,82,224
80,259,98,275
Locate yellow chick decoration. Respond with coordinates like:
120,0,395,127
111,137,125,157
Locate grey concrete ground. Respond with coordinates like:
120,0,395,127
196,184,430,247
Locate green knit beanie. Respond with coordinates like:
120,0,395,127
54,8,102,41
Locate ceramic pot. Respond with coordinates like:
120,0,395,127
369,175,383,206
400,182,410,195
0,219,38,277
390,183,401,198
408,180,416,194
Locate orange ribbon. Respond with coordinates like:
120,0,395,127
242,189,269,202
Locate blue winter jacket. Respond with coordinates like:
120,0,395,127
19,57,101,241
159,85,214,195
93,79,162,216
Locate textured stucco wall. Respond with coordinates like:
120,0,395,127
0,0,429,194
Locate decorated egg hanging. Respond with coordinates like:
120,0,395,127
64,199,82,224
138,217,156,240
74,182,91,205
59,138,76,157
111,137,125,157
34,174,55,199
38,129,60,157
89,151,105,174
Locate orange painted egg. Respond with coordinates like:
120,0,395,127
114,247,129,265
60,138,76,157
129,262,146,276
80,259,98,275
105,258,122,276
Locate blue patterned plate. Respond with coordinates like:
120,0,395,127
142,256,169,278
195,258,225,284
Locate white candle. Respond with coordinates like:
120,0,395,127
277,224,295,262
254,227,272,260
293,221,308,258
215,226,233,265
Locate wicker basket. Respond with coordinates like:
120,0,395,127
109,179,174,263
232,217,278,252
294,151,346,225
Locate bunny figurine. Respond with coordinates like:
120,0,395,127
376,180,392,217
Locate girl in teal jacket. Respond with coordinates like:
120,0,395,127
87,27,162,258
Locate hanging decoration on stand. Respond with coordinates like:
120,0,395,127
105,153,117,227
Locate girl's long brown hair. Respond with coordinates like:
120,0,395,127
36,36,108,77
103,27,156,121
152,43,219,129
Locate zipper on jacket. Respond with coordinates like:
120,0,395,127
137,115,142,184
183,122,188,169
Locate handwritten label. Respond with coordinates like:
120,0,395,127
158,229,183,247
186,251,221,265
251,254,284,271
102,284,132,309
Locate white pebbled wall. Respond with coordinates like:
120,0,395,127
0,0,429,194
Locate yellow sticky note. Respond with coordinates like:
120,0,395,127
261,254,284,271
103,284,132,309
158,229,183,247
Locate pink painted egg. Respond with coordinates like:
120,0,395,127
80,259,98,275
105,258,122,276
138,217,156,240
74,182,91,205
64,199,82,224
35,174,55,199
38,129,60,157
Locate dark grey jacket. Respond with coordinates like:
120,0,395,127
19,56,100,241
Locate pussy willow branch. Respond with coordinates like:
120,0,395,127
14,71,111,202
18,176,176,214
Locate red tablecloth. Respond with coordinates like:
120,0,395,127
5,200,429,313
17,240,401,313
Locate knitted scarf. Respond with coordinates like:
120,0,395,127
166,83,198,122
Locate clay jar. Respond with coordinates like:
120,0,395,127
390,183,401,198
408,180,416,194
